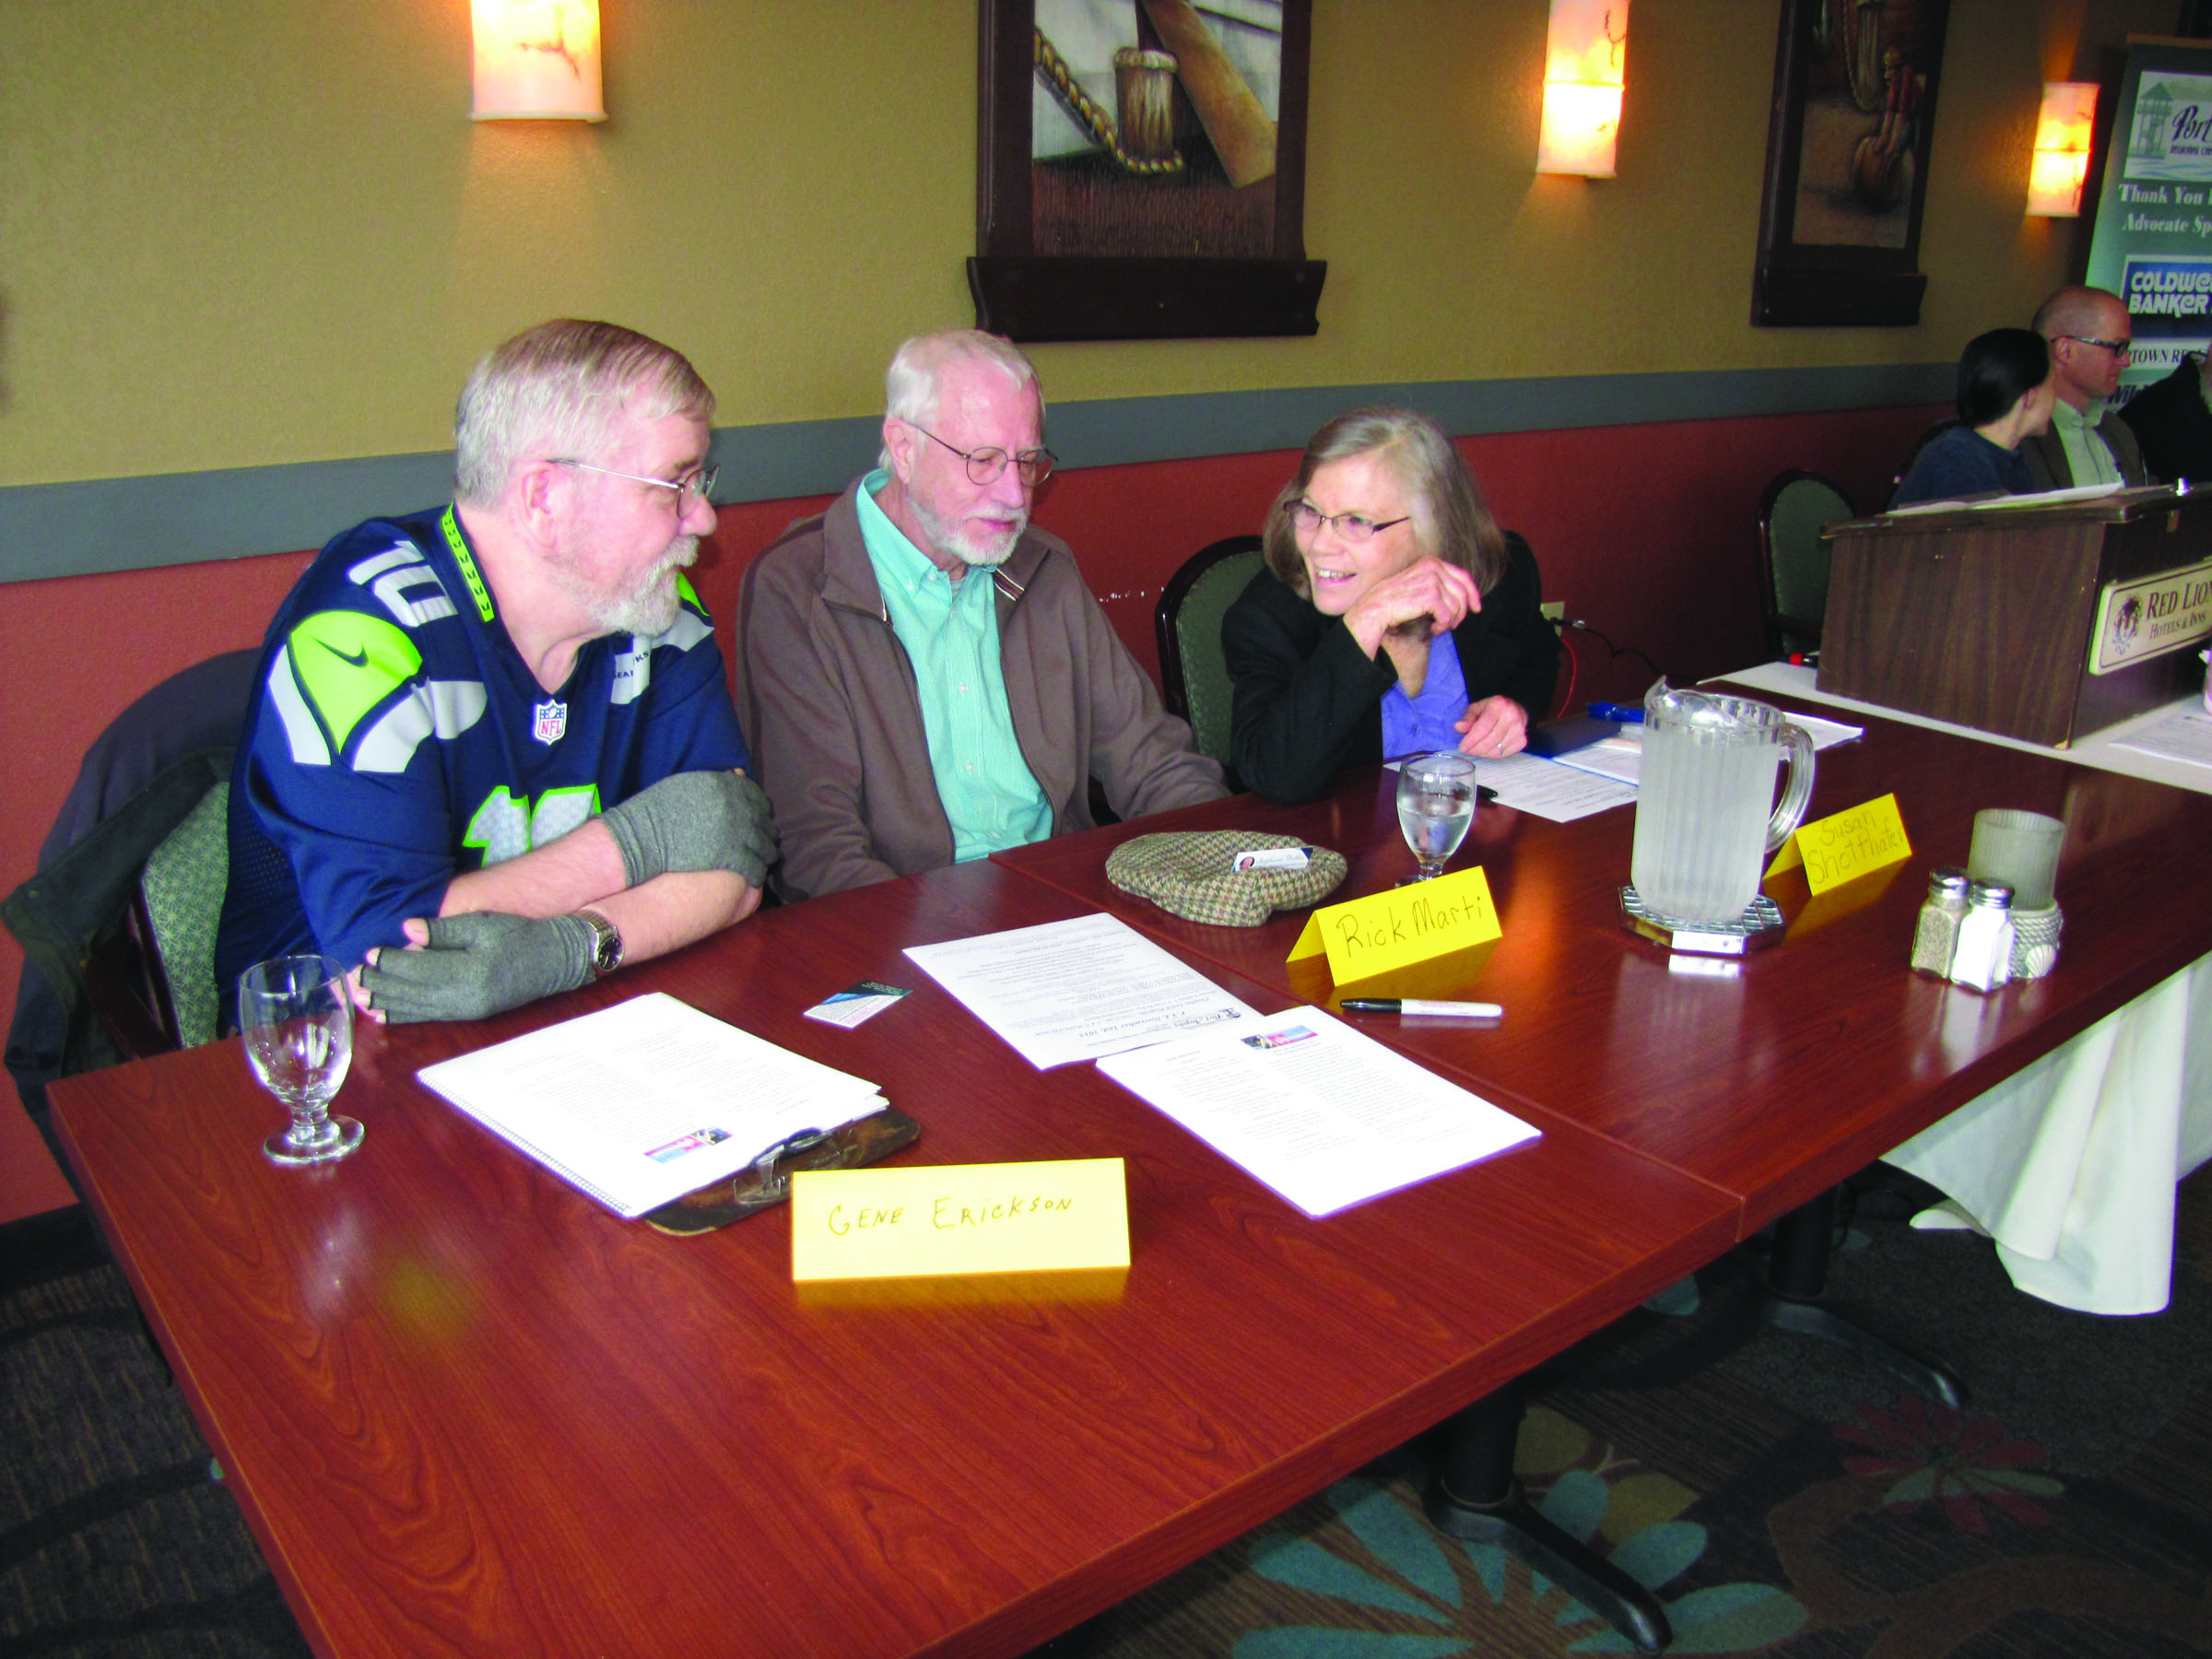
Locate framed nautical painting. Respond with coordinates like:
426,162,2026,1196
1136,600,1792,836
971,0,1326,341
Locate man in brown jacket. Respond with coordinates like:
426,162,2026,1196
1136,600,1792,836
736,330,1225,900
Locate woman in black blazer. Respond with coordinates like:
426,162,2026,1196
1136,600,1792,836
1222,408,1559,804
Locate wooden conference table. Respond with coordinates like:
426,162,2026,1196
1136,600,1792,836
995,709,2212,1241
53,860,1736,1659
52,705,2212,1657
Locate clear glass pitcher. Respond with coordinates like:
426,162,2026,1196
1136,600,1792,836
1630,681,1817,924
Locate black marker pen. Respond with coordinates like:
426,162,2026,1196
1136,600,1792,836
1340,999,1503,1018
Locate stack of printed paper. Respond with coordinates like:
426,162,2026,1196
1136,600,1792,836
418,994,886,1218
1098,1006,1539,1217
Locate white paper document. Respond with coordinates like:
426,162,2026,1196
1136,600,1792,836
1472,751,1637,820
1547,735,1644,785
417,994,887,1218
1546,712,1859,790
1785,711,1865,750
1971,482,2127,509
903,912,1258,1069
2114,708,2212,769
1097,1006,1541,1218
1885,482,2124,515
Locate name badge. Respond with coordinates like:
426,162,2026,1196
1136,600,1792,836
790,1159,1130,1282
1287,865,1502,981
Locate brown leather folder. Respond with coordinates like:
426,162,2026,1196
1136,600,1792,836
644,1108,921,1236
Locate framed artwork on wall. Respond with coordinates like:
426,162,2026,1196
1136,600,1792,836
1752,0,1952,326
970,0,1326,342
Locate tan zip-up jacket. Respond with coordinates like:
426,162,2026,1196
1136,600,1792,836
735,482,1226,900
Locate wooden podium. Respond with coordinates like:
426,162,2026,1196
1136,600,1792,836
1819,486,2212,746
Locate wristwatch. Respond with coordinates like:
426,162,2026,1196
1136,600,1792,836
576,909,624,978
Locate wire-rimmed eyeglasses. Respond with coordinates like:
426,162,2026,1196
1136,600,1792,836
909,423,1056,488
1288,500,1410,543
552,459,720,506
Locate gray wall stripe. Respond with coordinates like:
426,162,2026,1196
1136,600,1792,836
2,362,1949,585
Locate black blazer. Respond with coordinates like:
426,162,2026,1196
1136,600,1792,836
1221,533,1559,805
2121,355,2212,484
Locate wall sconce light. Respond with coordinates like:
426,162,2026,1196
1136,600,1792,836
472,0,606,122
2026,81,2098,217
1536,0,1630,177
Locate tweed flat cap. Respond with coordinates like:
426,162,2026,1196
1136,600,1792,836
1105,830,1348,927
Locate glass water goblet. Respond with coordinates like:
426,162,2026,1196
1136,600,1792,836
1396,752,1478,882
240,955,363,1167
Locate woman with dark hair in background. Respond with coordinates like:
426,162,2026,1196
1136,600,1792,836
1221,408,1559,805
1889,329,2057,507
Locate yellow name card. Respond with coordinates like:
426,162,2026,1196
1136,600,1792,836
790,1159,1129,1282
1288,865,1502,982
1766,793,1912,895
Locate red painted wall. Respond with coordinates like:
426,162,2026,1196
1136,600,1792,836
692,404,1936,695
0,403,1936,1218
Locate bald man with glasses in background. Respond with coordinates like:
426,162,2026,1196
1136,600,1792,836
736,329,1225,900
2023,285,2154,490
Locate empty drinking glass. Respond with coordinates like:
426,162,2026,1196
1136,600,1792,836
240,955,363,1167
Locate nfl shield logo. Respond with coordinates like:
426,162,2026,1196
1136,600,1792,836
532,699,568,746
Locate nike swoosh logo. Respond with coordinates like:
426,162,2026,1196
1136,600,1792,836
319,641,371,668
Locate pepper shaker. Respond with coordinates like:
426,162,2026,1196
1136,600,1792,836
1910,866,1971,978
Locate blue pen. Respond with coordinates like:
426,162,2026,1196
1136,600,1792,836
1587,701,1645,724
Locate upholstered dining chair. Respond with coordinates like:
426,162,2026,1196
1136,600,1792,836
5,651,257,1129
1154,534,1265,782
1755,470,1854,659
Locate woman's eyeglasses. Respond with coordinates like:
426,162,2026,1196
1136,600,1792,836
1289,500,1409,542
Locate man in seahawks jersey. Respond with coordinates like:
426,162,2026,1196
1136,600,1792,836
215,320,777,1024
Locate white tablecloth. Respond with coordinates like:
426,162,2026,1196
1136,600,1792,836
1884,957,2212,1315
1711,665,2212,1315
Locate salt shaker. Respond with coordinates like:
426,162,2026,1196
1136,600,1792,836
1910,866,1971,977
1948,878,2016,993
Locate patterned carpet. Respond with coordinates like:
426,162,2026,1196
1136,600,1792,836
5,1168,2209,1659
1079,1167,2212,1658
0,1215,308,1659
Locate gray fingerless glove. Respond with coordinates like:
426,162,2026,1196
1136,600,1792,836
597,771,779,888
359,912,594,1024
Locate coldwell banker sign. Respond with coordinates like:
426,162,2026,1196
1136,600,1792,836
2124,257,2212,370
2088,44,2212,386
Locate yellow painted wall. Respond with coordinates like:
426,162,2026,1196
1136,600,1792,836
0,0,2173,488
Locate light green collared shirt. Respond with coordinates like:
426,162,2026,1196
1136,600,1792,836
856,470,1053,863
2053,396,2123,487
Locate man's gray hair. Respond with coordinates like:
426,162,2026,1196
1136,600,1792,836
455,320,715,507
879,330,1041,467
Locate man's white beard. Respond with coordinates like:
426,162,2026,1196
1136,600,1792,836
910,493,1024,569
569,535,699,639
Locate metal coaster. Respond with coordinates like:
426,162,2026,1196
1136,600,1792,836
1618,887,1786,956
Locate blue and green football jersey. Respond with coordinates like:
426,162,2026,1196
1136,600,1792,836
214,504,747,988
